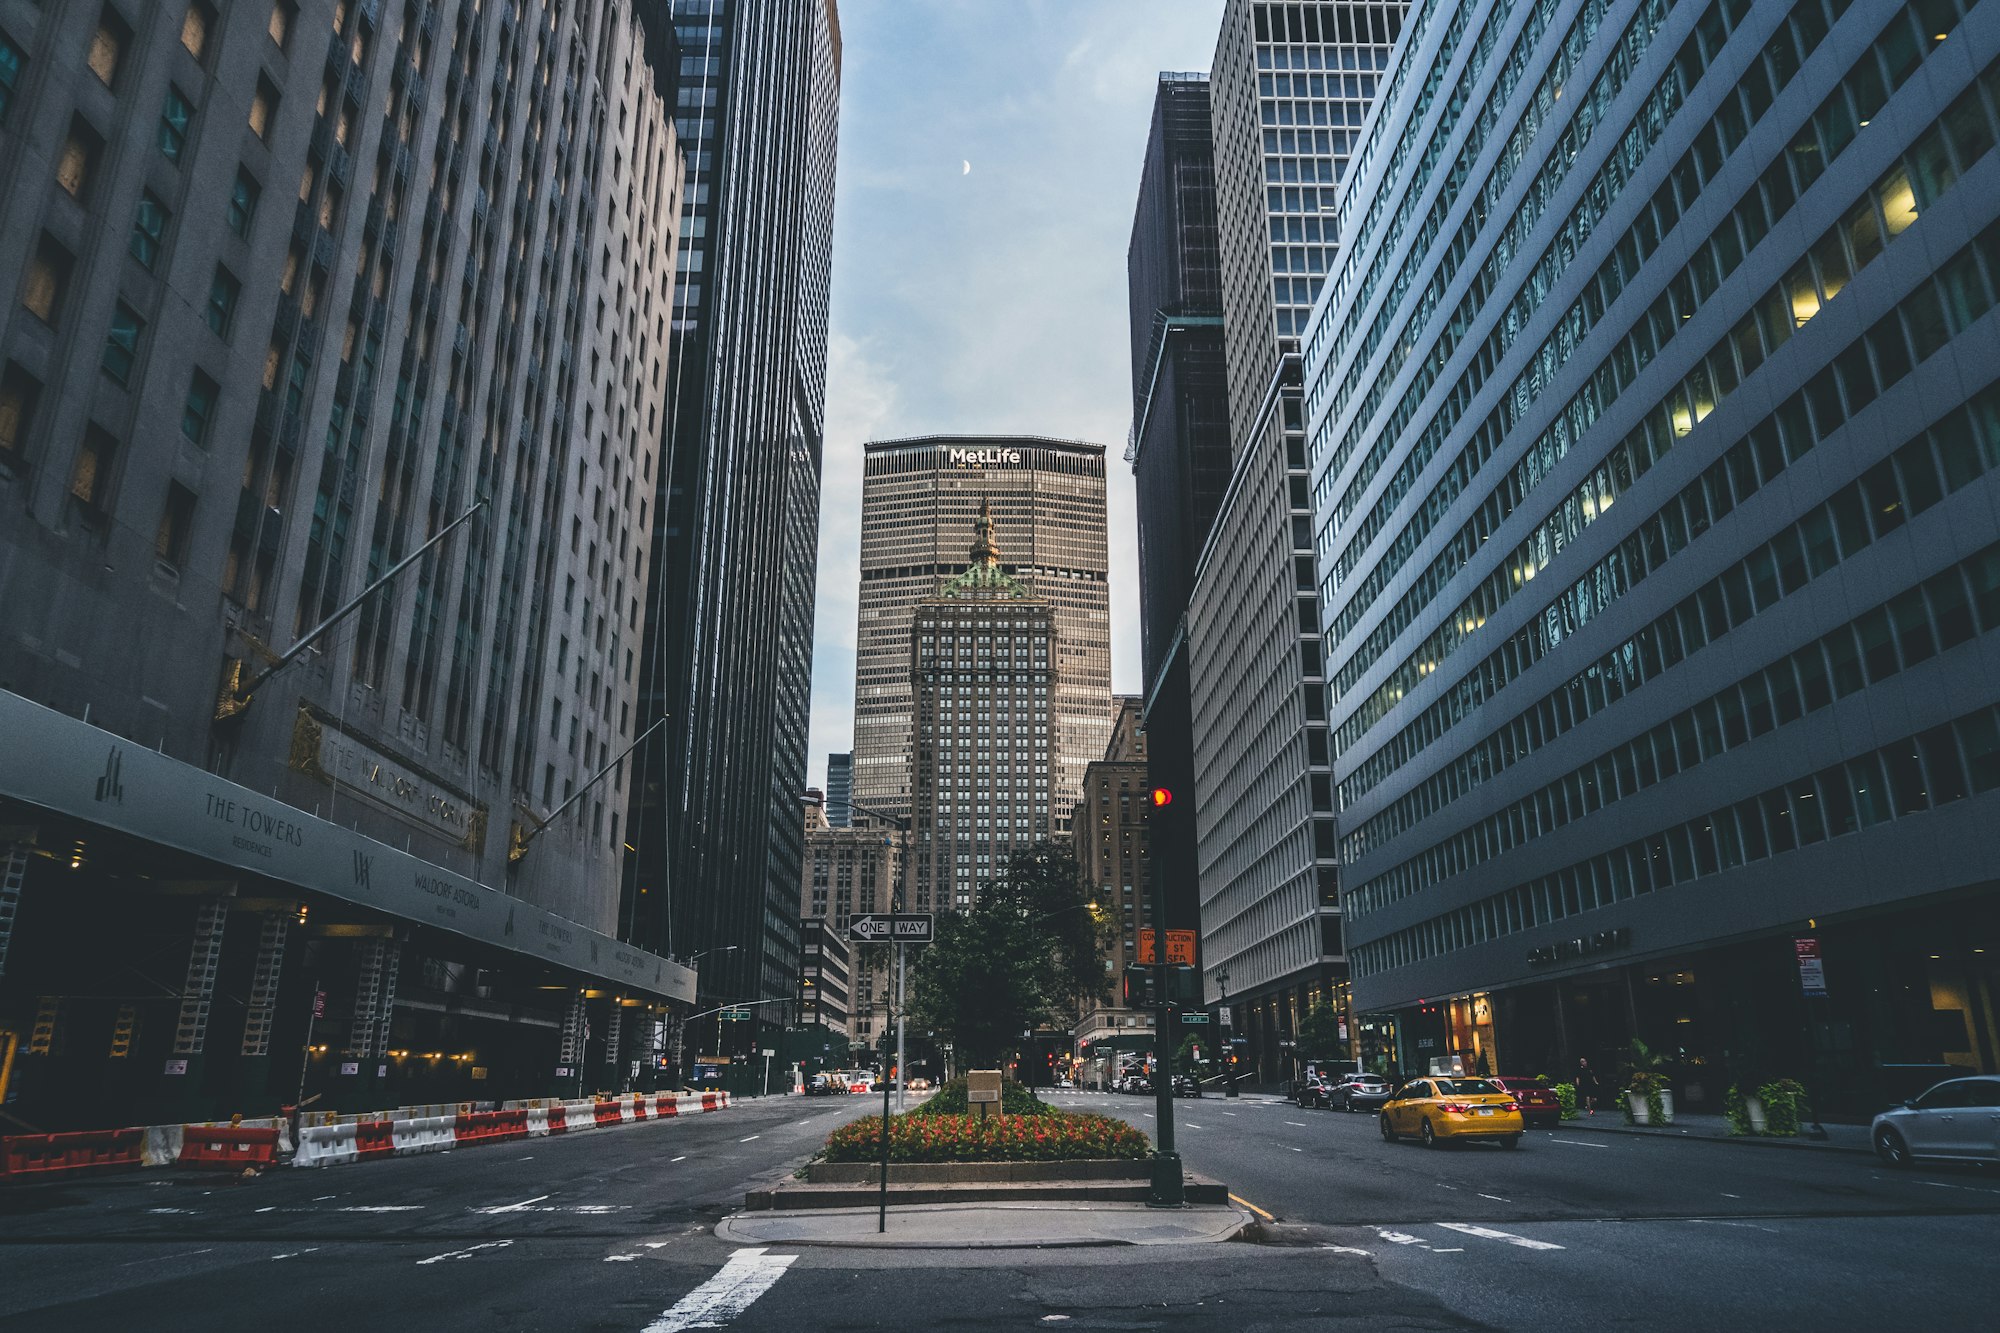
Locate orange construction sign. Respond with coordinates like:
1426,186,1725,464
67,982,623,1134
1136,929,1197,965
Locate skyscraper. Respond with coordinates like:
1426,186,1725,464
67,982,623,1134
1127,72,1231,953
1183,1,1404,1080
0,0,693,1123
1070,698,1156,1066
624,0,841,1031
908,502,1059,911
1305,0,2000,1107
851,435,1111,828
825,752,853,827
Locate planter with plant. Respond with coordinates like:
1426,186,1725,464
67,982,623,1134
1552,1081,1579,1121
1724,1084,1770,1135
1619,1039,1674,1125
1756,1078,1809,1137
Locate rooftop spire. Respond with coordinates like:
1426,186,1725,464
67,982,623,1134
970,497,1001,568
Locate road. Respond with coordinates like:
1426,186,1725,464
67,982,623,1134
2,1089,1993,1330
1050,1088,2000,1329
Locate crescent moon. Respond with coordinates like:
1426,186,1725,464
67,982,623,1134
962,160,971,176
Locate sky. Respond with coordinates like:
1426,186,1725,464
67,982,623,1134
806,0,1227,792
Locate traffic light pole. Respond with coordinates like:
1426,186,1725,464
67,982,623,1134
1146,788,1184,1207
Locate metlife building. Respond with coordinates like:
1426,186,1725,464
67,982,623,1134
850,436,1112,829
1305,0,2000,1111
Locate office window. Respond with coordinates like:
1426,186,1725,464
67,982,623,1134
159,85,193,163
268,0,294,48
55,117,100,199
0,30,21,123
101,303,143,384
181,369,218,445
21,235,70,324
87,10,125,87
248,76,278,139
227,169,260,237
0,362,40,473
206,266,239,337
129,192,169,269
69,426,118,514
155,482,197,566
181,1,215,59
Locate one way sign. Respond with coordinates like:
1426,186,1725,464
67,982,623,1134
846,913,935,944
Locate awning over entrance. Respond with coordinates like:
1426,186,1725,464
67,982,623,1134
0,691,691,1003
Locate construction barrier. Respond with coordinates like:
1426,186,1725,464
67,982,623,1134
524,1106,549,1137
562,1100,598,1131
390,1115,455,1157
628,1095,649,1122
0,1128,145,1181
454,1108,528,1145
545,1105,567,1134
295,1121,360,1168
353,1120,395,1161
593,1100,623,1128
654,1094,678,1119
141,1125,183,1167
178,1126,280,1170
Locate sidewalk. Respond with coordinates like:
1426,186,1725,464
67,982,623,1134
1554,1109,1874,1154
717,1200,1252,1249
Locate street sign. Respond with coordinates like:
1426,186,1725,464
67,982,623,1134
718,1008,752,1021
1179,1012,1211,1025
1136,928,1197,965
846,912,935,944
1795,937,1827,997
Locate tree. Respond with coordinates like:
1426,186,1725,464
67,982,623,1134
1175,1033,1206,1075
907,842,1110,1067
1298,1000,1346,1067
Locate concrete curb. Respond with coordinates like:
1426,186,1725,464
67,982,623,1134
716,1201,1255,1250
1550,1120,1873,1156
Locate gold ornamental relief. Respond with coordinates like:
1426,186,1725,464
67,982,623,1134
288,706,330,781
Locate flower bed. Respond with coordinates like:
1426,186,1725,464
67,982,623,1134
820,1110,1149,1164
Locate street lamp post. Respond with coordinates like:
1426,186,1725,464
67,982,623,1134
848,800,913,1112
1218,970,1238,1098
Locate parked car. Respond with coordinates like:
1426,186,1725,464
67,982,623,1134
1172,1073,1202,1098
1872,1074,2000,1166
1379,1077,1524,1149
1488,1075,1561,1128
1293,1075,1336,1109
1330,1073,1393,1114
804,1073,839,1096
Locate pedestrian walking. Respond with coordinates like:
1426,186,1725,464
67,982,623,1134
1575,1056,1601,1114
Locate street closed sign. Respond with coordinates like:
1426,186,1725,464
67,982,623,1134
847,913,935,944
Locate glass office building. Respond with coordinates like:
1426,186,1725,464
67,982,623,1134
1306,0,2000,1107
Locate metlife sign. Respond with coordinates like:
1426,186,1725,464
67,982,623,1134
945,447,1022,468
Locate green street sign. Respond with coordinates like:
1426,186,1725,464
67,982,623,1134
1180,1012,1211,1024
718,1009,752,1021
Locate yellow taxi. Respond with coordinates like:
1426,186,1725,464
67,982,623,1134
1378,1076,1525,1149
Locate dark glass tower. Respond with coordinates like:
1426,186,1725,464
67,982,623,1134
1126,73,1230,942
626,0,841,1032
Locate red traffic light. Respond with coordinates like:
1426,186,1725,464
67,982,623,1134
1150,787,1173,807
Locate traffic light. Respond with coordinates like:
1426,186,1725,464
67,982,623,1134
1150,787,1173,807
1121,965,1156,1008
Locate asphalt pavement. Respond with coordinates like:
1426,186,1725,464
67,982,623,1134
1,1088,1993,1331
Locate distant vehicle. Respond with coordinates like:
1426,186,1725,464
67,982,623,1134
1872,1075,2000,1166
1172,1074,1202,1098
1379,1077,1523,1149
1329,1072,1392,1113
909,1077,931,1092
1115,1072,1152,1095
1293,1075,1336,1109
804,1074,839,1097
1487,1076,1560,1128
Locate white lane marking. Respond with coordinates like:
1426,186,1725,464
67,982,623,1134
1142,1113,1154,1119
1376,1229,1427,1246
418,1240,513,1265
739,1135,761,1142
147,1208,198,1214
1721,1192,1741,1199
475,1194,552,1214
1916,1179,2000,1195
1689,1219,1780,1233
1321,1245,1373,1256
1288,1146,1303,1152
255,1207,276,1213
1547,1138,1609,1148
1437,1222,1564,1251
1285,1121,1309,1127
1478,1194,1511,1203
519,1155,535,1161
644,1242,671,1249
1222,1112,1237,1117
1185,1123,1203,1130
671,1156,688,1163
642,1246,798,1333
340,1205,423,1212
312,1195,336,1201
269,1248,317,1261
122,1249,213,1267
1436,1184,1458,1191
606,1254,641,1262
1432,1247,1466,1252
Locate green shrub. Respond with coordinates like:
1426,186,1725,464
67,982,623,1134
821,1110,1149,1163
1724,1084,1752,1135
907,1076,1050,1119
1552,1081,1578,1120
1757,1078,1809,1136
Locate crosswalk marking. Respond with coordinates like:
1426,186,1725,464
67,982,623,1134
643,1247,798,1332
1436,1222,1564,1251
